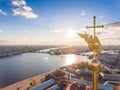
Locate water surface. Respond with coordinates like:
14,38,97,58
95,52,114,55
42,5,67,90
0,52,88,88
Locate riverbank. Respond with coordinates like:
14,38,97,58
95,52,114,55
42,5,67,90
0,45,62,58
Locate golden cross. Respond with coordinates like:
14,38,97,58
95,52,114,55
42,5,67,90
86,16,104,59
86,16,104,38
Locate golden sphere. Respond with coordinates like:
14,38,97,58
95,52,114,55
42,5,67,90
90,59,100,67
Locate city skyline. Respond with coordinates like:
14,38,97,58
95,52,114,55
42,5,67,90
0,0,120,45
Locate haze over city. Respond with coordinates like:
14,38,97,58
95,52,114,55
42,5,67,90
0,0,120,45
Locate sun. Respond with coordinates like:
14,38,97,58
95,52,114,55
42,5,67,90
66,31,75,38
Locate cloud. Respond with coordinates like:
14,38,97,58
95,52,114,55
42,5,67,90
50,28,65,33
105,22,120,27
0,9,7,15
98,16,103,19
104,22,120,35
97,22,120,40
12,0,26,6
12,0,38,19
12,8,37,19
80,10,86,16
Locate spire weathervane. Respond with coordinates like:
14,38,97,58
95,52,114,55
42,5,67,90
77,16,104,90
86,16,104,90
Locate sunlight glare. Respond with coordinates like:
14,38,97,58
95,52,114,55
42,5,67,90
65,54,76,65
66,31,75,38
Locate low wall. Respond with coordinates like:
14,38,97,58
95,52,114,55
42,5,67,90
0,73,47,90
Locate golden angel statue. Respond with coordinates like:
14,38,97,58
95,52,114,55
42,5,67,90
77,33,102,55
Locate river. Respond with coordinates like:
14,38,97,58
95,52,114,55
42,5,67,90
0,51,89,88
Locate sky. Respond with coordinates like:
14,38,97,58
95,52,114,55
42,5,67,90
0,0,120,45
